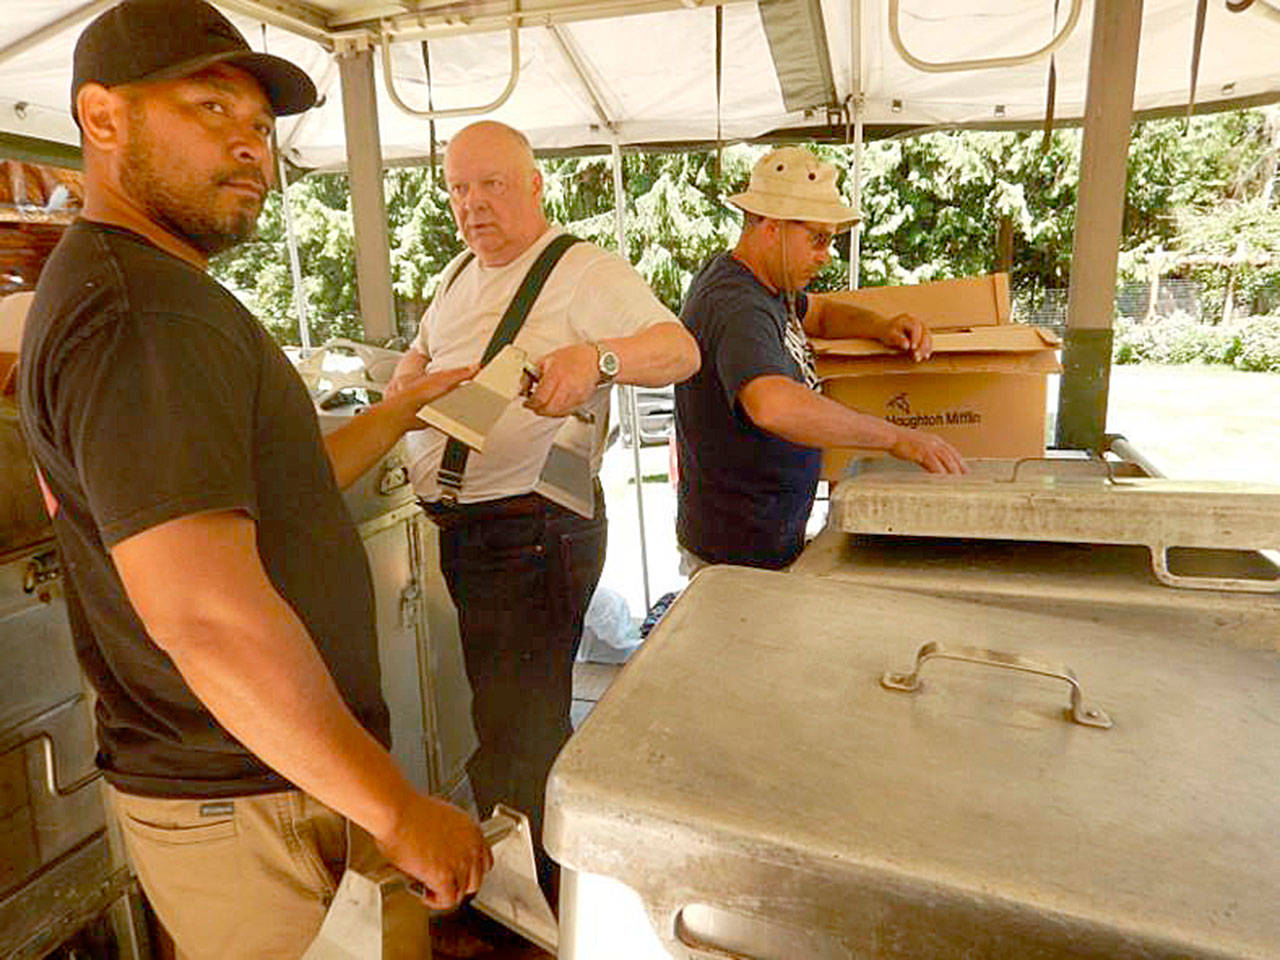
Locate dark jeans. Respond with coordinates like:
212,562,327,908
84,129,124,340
429,487,606,889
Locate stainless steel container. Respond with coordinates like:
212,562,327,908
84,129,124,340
822,457,1280,593
793,456,1280,648
545,566,1280,959
1,400,144,960
319,410,477,803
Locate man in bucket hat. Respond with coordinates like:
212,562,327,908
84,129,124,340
675,146,966,572
19,2,489,955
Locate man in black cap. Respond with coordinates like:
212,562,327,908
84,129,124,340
19,2,490,955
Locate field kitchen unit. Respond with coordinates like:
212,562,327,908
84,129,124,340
4,0,1280,957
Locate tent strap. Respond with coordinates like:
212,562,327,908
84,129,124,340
1188,0,1208,118
1041,0,1060,152
420,40,438,186
715,6,723,185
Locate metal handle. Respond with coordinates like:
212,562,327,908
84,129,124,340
881,642,1112,729
888,0,1084,74
666,904,851,960
1149,543,1280,594
379,21,521,121
674,924,765,960
396,806,521,899
1004,456,1118,484
5,730,103,797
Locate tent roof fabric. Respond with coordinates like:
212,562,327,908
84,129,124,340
1,0,1278,169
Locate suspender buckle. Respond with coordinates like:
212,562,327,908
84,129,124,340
438,466,464,503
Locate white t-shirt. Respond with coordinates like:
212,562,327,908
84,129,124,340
404,228,677,503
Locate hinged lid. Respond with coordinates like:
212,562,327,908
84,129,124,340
830,458,1280,592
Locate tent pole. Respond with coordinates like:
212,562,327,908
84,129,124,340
546,24,651,609
336,42,396,343
1055,0,1144,451
275,148,313,352
612,139,652,612
847,0,863,290
850,109,863,291
262,25,313,353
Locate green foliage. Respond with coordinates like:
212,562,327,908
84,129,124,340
211,174,362,344
856,130,1079,294
543,148,756,311
1122,109,1280,319
1236,316,1280,371
209,107,1279,358
1114,314,1280,371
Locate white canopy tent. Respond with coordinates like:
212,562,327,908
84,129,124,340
2,1,1279,166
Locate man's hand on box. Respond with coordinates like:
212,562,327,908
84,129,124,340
525,342,599,418
391,365,477,431
878,313,932,362
889,428,968,475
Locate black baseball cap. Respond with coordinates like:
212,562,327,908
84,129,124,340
71,0,317,124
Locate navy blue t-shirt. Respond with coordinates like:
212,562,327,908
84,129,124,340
675,253,822,569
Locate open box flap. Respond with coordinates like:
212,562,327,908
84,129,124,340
818,273,1011,329
814,324,1062,379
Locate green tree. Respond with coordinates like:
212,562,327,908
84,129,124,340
210,107,1279,349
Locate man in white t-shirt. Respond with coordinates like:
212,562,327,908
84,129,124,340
387,121,698,893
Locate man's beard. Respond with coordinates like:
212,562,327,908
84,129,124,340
121,106,266,258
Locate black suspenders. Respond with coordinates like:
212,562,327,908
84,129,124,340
436,234,582,502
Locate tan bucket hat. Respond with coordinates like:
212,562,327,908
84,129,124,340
727,147,859,232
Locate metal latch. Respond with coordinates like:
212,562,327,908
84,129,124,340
378,460,410,495
22,550,60,601
398,582,421,630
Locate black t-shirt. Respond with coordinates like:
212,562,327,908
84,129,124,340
18,220,389,798
675,253,822,570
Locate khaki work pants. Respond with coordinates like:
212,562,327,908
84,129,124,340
111,788,346,960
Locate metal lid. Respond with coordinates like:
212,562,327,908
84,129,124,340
545,566,1280,957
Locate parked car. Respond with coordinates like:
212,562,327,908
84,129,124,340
611,384,675,448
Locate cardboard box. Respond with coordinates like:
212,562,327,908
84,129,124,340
813,274,1061,479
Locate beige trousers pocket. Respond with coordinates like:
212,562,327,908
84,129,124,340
112,788,345,960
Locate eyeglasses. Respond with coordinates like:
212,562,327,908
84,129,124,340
788,221,834,251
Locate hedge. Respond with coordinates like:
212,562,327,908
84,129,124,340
1112,314,1280,372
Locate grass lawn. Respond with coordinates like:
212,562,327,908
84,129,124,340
1103,363,1280,483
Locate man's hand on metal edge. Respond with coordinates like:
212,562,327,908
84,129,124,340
889,428,968,475
375,793,493,910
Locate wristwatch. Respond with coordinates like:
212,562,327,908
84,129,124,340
594,342,621,384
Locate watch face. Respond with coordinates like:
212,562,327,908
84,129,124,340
599,349,621,378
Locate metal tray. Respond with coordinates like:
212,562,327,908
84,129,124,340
829,457,1280,592
791,527,1280,651
545,566,1280,959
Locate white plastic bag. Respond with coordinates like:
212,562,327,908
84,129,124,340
577,586,641,664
